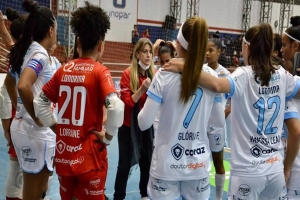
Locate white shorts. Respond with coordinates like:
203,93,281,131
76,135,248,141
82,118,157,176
147,174,210,200
228,172,287,200
287,189,300,200
11,119,55,173
207,127,225,152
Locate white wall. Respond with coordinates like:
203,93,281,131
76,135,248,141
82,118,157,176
0,73,6,85
74,0,300,42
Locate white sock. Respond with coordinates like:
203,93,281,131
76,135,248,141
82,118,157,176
44,175,53,200
215,173,225,200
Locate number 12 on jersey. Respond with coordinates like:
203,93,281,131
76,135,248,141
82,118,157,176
57,85,87,126
253,95,280,135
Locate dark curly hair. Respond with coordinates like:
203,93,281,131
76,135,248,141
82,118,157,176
8,0,55,75
70,1,110,52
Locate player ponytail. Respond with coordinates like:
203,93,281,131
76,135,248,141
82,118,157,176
8,0,55,75
245,23,275,86
180,17,208,104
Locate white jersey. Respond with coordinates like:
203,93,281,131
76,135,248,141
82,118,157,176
146,66,225,181
227,66,300,176
10,42,57,141
205,64,230,150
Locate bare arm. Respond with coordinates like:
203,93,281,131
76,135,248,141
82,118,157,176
0,11,14,48
163,58,231,93
18,68,42,126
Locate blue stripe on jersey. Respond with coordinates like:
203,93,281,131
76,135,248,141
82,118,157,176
27,59,43,77
225,76,235,99
214,96,222,103
147,90,162,104
286,80,300,101
284,112,298,120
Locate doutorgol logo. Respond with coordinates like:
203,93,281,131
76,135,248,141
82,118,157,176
90,177,101,189
238,184,251,196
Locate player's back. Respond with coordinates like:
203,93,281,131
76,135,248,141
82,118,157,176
49,57,116,176
55,58,112,137
150,66,218,181
229,66,294,176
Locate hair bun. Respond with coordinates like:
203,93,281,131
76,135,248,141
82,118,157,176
23,0,39,14
6,8,21,22
290,16,300,27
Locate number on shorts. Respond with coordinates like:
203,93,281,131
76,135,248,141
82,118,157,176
183,87,203,129
253,95,280,135
57,85,87,126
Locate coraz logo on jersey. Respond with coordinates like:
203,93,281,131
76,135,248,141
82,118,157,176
171,143,184,160
250,145,277,158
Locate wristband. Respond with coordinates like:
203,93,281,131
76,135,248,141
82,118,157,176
102,136,111,145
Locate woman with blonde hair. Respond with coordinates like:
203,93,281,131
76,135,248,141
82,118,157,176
114,38,155,200
138,16,225,200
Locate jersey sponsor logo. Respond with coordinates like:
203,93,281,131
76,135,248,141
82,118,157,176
56,140,82,154
21,146,32,157
171,143,206,160
61,75,85,83
55,156,84,166
238,184,251,196
232,195,246,200
258,85,279,95
170,162,206,170
89,190,104,196
56,140,66,154
251,155,281,165
249,135,280,145
214,133,221,145
59,128,80,138
250,145,277,158
39,92,49,102
90,177,101,188
151,179,166,192
21,146,37,163
171,143,184,160
185,147,205,156
200,177,208,184
63,62,94,73
197,184,209,192
178,131,200,141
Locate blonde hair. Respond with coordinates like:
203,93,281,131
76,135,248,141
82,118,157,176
180,17,208,103
129,38,155,93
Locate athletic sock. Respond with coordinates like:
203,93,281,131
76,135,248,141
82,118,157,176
215,173,225,200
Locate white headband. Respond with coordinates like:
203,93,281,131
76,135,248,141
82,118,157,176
243,37,250,45
284,32,300,43
177,24,188,50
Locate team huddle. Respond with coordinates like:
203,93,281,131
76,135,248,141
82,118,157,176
1,0,300,200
